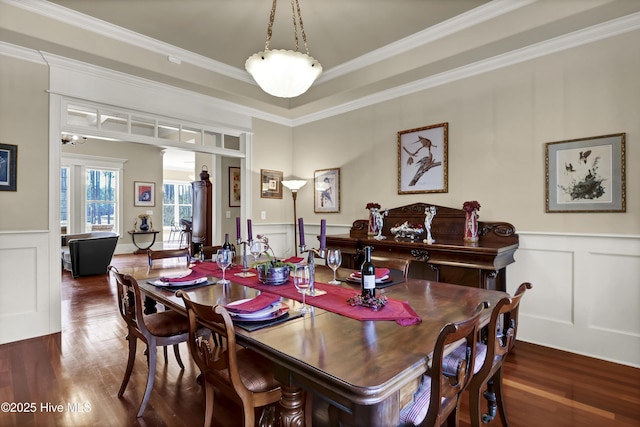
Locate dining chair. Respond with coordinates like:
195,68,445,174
371,255,411,279
459,282,532,427
201,245,223,261
176,290,282,427
146,248,192,363
108,265,191,417
398,301,488,427
168,221,182,243
147,248,190,268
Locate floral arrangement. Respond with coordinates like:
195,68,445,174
138,213,150,219
347,294,388,311
462,201,481,212
366,202,381,210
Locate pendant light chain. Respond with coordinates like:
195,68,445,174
264,0,277,50
263,0,310,54
294,0,311,54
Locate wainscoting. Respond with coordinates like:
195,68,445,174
509,232,640,368
0,230,57,344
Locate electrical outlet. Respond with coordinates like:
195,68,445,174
226,210,231,218
261,211,267,219
146,210,153,216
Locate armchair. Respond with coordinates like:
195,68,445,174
61,231,119,278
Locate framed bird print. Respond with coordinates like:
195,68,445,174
397,123,448,194
314,168,340,213
545,133,625,212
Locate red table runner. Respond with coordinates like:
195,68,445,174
192,262,421,326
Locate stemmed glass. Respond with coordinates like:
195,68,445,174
216,248,232,285
293,265,312,314
326,249,342,285
249,240,262,264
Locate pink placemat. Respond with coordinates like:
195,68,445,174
225,293,281,314
160,269,207,283
192,262,421,326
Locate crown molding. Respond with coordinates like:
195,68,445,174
10,0,532,87
5,0,254,83
319,0,535,83
293,12,640,126
3,1,640,128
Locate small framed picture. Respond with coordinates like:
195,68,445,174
397,122,448,194
260,169,283,199
0,143,18,191
229,167,241,207
545,133,626,212
134,181,155,207
314,168,340,213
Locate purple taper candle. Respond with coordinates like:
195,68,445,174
320,219,327,251
247,219,253,242
236,217,241,241
298,218,305,246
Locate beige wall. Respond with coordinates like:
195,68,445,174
62,140,164,240
0,55,49,231
251,119,294,224
291,30,639,234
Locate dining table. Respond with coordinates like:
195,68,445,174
123,259,509,427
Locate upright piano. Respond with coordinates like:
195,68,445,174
324,202,519,291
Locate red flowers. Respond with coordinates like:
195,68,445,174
366,202,381,210
463,201,481,212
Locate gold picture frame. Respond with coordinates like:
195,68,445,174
397,122,448,194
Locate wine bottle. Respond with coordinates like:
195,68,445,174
360,246,376,299
222,233,232,250
221,233,235,258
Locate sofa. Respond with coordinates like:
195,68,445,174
61,232,119,278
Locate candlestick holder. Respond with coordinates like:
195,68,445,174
298,244,328,297
234,238,256,277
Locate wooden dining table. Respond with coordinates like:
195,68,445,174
123,260,508,427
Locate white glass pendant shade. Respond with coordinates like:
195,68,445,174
245,49,322,98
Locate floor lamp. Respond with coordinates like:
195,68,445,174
281,179,307,256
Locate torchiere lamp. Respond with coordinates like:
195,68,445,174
281,179,307,256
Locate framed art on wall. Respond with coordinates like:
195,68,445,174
397,122,448,194
134,181,155,207
314,168,340,213
229,167,241,207
260,169,283,199
545,133,625,213
0,143,17,191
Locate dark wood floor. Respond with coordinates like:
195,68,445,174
0,253,638,426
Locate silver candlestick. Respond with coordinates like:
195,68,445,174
299,244,328,296
234,238,256,277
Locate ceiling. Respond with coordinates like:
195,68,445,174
7,1,637,171
23,0,640,121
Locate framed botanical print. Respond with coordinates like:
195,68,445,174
0,143,17,191
397,122,448,194
134,181,155,207
260,169,283,199
229,167,241,207
545,133,626,212
314,168,340,213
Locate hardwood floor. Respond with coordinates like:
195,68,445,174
0,253,638,426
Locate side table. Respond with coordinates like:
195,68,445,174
128,230,160,254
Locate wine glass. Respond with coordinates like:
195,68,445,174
216,248,232,285
326,249,342,285
293,265,311,314
250,240,262,264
